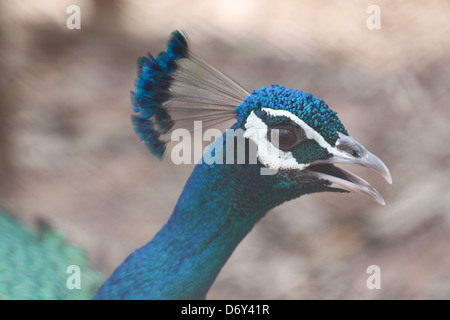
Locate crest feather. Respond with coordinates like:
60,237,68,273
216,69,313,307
131,31,249,158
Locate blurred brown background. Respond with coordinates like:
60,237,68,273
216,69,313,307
0,0,449,299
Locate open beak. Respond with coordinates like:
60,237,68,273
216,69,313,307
305,133,392,205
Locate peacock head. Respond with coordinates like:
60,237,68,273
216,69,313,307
132,30,391,205
235,84,391,204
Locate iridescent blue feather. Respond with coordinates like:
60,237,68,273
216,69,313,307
131,30,247,158
131,31,188,157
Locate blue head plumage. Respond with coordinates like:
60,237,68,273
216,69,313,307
236,85,348,146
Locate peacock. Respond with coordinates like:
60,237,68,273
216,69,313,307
93,31,391,299
0,30,391,300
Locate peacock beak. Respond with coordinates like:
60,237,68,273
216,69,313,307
304,133,392,205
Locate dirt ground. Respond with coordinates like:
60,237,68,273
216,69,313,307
1,0,449,299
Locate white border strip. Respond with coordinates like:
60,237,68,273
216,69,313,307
261,108,351,159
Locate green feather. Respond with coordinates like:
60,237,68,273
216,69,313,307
0,210,103,299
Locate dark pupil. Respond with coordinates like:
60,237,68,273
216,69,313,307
278,129,296,148
270,128,297,150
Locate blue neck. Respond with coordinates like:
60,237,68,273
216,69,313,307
93,136,314,299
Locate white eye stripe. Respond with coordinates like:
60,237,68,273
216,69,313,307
243,111,307,170
243,109,353,170
260,108,351,159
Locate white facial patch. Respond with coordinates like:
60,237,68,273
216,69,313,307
261,108,352,159
243,109,352,170
243,112,307,170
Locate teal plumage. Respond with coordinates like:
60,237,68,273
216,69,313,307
0,210,103,299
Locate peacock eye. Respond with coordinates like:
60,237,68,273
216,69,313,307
267,125,305,151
